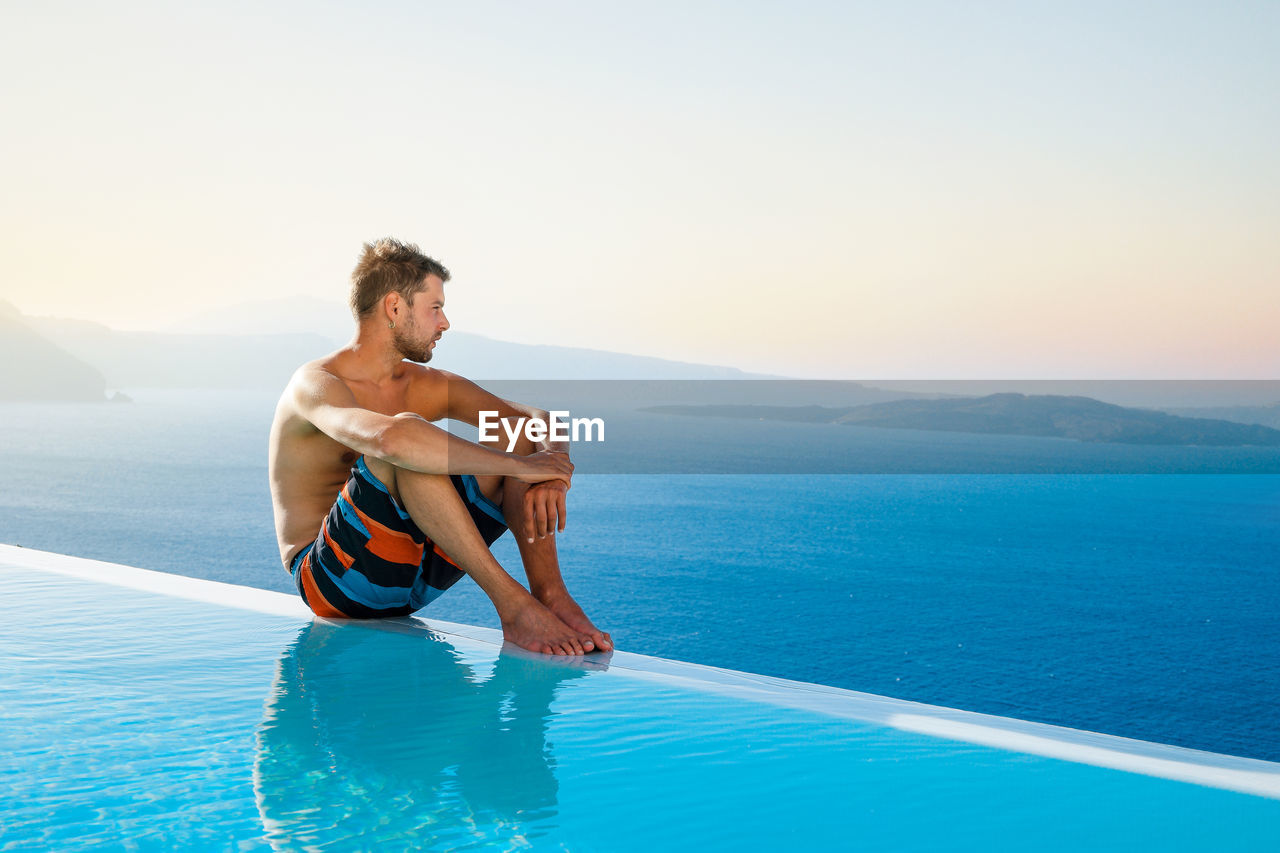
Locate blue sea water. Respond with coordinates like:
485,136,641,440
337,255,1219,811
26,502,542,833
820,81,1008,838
2,390,1277,762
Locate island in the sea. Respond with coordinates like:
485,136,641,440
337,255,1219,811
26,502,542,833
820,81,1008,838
642,393,1280,446
0,301,107,402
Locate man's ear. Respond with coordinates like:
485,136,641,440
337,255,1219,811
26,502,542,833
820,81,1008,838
383,291,402,324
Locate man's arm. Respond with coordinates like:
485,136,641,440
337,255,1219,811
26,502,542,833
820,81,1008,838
441,373,560,445
441,371,572,540
442,372,569,454
290,366,572,484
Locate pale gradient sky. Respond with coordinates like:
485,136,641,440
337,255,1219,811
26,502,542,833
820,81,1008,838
2,1,1276,378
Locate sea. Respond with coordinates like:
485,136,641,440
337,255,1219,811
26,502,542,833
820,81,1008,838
2,389,1277,763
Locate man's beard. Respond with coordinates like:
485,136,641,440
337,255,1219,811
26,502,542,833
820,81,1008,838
392,328,433,363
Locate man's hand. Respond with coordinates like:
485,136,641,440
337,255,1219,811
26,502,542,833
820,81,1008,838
522,480,568,542
514,450,573,487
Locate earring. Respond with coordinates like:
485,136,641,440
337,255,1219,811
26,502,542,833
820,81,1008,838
389,320,395,329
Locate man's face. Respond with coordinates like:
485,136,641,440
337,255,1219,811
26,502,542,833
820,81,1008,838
392,275,450,363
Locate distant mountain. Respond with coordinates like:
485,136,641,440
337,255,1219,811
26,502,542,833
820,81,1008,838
867,380,1280,409
20,299,773,388
166,295,775,380
1162,404,1280,430
28,315,336,391
0,301,107,401
166,295,354,343
428,333,774,380
645,393,1280,446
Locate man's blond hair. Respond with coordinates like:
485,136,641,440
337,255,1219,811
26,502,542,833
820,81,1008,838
349,238,451,319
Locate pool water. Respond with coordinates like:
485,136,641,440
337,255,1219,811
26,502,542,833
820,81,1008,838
2,546,1278,851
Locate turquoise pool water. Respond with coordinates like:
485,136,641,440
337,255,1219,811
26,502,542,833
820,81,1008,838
2,546,1279,851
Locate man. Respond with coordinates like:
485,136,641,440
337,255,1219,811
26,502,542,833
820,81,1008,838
268,238,611,655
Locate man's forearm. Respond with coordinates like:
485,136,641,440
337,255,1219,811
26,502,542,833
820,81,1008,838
380,412,530,477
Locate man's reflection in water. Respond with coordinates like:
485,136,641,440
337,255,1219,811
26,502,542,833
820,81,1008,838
253,620,607,849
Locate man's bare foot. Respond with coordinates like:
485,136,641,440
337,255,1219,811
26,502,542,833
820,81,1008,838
536,588,613,653
500,598,596,656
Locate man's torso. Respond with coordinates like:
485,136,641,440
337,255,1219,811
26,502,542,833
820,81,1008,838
267,352,449,571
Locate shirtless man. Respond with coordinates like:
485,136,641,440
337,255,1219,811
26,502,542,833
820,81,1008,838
268,238,611,656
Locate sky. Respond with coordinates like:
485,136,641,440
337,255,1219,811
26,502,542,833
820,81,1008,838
1,1,1277,378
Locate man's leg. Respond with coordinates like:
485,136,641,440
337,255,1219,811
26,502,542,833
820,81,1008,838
474,436,613,653
363,457,594,656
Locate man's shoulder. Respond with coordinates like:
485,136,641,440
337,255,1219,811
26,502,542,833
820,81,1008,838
279,354,355,419
411,363,465,385
403,364,463,417
289,351,354,390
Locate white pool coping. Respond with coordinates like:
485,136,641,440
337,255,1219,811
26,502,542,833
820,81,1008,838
4,542,1279,801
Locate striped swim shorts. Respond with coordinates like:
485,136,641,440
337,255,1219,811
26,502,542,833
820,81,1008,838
290,457,508,618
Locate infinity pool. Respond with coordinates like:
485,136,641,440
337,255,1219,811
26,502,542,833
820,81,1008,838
2,544,1278,851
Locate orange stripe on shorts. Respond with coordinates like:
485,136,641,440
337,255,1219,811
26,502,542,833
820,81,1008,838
341,481,425,565
369,532,426,566
300,554,348,619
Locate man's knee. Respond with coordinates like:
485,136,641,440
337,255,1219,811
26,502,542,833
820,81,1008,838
361,456,403,500
473,473,508,506
361,456,453,504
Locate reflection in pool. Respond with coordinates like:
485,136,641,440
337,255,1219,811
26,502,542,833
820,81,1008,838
254,620,605,848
